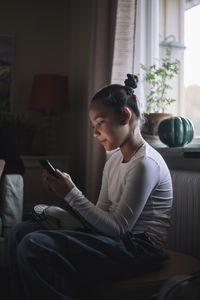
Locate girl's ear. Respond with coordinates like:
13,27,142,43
121,107,132,124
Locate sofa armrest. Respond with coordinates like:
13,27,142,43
0,174,24,237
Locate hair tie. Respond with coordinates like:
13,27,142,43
124,74,138,91
125,86,134,96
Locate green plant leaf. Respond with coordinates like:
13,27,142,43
141,49,180,113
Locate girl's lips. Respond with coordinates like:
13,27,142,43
99,139,106,144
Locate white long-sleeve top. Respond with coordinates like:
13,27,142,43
64,143,173,248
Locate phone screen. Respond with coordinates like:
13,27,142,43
39,160,56,176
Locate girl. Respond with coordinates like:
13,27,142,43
7,74,173,300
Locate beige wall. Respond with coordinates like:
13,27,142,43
0,0,94,192
0,0,70,113
0,0,70,156
68,0,94,191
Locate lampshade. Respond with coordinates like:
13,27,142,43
30,74,69,111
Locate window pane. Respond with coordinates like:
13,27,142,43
184,4,200,136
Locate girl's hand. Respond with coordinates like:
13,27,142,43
41,169,75,198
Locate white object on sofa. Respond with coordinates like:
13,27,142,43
0,174,24,237
0,174,23,266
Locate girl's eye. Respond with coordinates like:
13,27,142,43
92,120,104,130
97,120,105,128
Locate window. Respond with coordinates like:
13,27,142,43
159,0,200,139
159,0,185,117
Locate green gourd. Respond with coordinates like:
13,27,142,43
158,116,194,147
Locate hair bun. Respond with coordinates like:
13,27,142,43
124,74,138,89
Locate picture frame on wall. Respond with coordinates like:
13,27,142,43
0,36,13,112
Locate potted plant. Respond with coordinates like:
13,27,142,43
141,48,180,136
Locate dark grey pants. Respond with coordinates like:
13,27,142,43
6,220,166,300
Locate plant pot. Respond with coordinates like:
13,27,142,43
142,113,173,136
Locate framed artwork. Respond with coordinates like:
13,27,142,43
0,36,13,112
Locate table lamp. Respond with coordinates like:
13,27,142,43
30,73,69,154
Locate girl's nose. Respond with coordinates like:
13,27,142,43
93,126,100,137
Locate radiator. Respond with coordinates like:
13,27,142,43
167,169,200,259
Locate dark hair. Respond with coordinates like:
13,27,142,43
91,74,141,122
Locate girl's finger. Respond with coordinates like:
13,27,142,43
55,169,65,178
55,169,71,181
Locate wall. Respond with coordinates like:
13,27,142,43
67,0,94,192
0,0,70,154
0,0,94,192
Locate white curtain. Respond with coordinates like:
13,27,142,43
134,0,159,111
111,0,137,85
86,0,138,203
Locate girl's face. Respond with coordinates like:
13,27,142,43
89,100,131,151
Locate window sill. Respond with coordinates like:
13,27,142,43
146,136,200,158
155,143,200,158
146,136,200,171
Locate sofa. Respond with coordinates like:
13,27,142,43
0,159,24,267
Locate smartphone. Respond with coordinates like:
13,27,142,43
39,159,56,177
